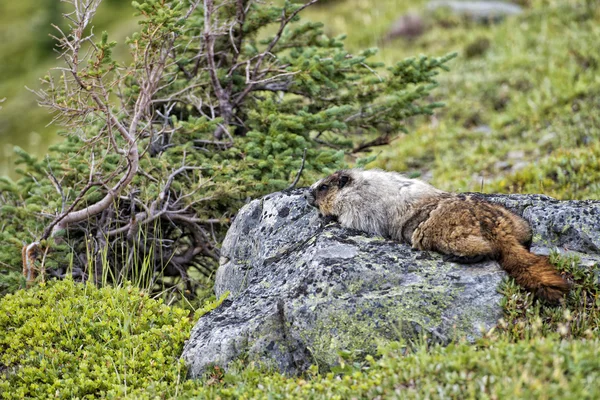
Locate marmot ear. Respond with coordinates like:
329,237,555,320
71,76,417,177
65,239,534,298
338,174,350,189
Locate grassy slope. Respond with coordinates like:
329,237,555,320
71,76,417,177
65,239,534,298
304,0,600,199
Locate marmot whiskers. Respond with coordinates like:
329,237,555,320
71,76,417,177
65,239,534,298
305,169,570,303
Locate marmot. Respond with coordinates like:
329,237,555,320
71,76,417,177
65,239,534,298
304,169,570,303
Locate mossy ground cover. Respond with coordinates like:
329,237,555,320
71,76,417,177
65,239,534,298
1,253,599,399
0,280,193,399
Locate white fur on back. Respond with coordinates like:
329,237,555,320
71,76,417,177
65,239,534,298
333,169,444,238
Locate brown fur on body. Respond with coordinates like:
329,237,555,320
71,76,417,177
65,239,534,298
305,169,570,303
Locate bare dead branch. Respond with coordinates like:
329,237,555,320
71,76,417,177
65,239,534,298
352,134,393,153
204,0,234,138
233,0,320,106
287,148,307,190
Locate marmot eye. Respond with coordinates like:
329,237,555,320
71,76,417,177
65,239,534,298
318,184,329,191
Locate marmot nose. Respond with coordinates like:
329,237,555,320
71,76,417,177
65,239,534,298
304,189,315,206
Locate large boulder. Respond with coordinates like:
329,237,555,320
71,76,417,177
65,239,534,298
182,190,600,377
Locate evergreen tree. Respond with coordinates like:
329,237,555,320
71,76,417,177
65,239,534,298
0,0,453,300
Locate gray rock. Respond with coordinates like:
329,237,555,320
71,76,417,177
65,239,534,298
476,193,600,264
428,1,523,22
383,13,426,41
182,190,600,377
507,150,525,160
474,125,493,134
384,1,523,43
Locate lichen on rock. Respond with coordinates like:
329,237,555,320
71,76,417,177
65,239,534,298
182,190,600,377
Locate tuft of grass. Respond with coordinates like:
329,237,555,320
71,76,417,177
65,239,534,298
494,252,600,342
126,336,600,399
489,142,600,199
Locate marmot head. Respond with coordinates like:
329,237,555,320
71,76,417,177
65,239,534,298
304,170,351,216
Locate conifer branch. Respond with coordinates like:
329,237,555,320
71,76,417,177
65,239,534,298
8,0,452,297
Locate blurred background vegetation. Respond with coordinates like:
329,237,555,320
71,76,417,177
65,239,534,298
2,0,599,200
303,0,600,199
0,0,139,178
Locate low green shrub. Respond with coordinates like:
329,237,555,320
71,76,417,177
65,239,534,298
0,270,22,298
170,337,600,399
2,253,596,399
0,255,595,399
0,279,210,399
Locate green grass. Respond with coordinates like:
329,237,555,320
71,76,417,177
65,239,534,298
180,338,600,399
303,0,600,199
0,279,229,399
1,254,598,399
0,280,193,399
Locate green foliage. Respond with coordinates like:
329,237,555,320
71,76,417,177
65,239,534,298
490,143,600,199
0,0,451,299
0,0,598,398
2,269,600,399
495,252,600,341
339,0,600,199
0,270,23,298
166,337,600,399
0,279,195,399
